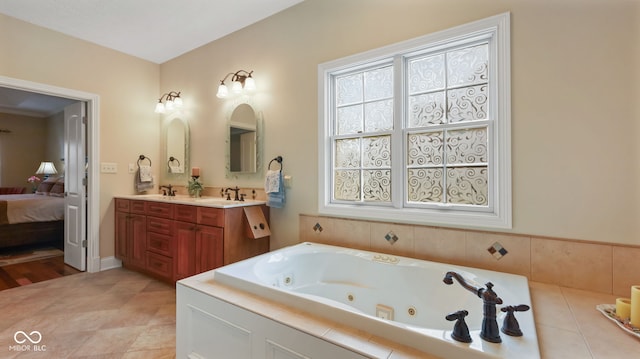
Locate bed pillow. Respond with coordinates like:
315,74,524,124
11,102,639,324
35,177,58,195
49,178,65,197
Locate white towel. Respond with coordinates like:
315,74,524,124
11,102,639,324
135,169,154,192
264,170,280,193
169,165,184,174
139,165,153,182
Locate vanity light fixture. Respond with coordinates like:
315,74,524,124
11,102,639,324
216,70,256,98
154,91,183,113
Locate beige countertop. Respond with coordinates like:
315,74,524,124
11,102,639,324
115,194,266,208
186,279,639,358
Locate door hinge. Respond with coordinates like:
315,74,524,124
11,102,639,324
82,177,87,186
82,239,87,248
82,116,87,125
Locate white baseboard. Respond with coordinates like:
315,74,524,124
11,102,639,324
99,256,122,271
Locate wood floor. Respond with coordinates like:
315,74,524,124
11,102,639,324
0,255,81,290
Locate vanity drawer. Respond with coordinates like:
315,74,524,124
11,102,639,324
130,200,147,214
175,204,197,223
147,232,173,257
146,252,173,280
115,199,130,212
147,216,174,236
145,201,174,218
197,207,224,227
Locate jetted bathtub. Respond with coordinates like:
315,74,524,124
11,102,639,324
181,242,540,358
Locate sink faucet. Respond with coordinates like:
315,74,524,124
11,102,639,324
443,271,503,343
224,186,241,201
160,184,176,196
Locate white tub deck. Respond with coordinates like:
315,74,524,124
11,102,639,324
179,242,540,358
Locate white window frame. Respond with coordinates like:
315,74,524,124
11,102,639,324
318,13,511,229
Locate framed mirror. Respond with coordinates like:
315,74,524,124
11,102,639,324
162,117,190,182
226,102,263,178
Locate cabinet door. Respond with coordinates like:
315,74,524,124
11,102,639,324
115,211,129,260
175,221,197,281
196,225,224,273
129,213,147,268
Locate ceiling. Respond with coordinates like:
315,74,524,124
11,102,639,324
0,0,303,117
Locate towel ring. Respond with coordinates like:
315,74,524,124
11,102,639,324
268,156,283,172
168,156,181,168
137,155,152,167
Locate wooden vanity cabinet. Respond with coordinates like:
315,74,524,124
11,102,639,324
174,204,224,281
115,199,147,270
115,198,269,283
144,201,174,281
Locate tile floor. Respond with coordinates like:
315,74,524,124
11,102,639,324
0,268,176,358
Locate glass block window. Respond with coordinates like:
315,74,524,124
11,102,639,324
319,13,511,229
406,44,489,206
332,65,393,203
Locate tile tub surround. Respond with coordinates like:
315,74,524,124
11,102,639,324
300,215,640,297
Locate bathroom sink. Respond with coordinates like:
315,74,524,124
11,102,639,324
193,198,266,206
126,194,265,207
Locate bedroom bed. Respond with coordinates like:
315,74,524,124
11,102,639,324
0,177,65,250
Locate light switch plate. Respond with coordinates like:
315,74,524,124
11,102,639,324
101,162,118,173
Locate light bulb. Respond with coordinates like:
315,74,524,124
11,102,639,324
216,84,229,98
154,102,165,113
244,77,256,92
173,96,183,108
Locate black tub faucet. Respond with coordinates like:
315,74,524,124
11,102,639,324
443,271,503,343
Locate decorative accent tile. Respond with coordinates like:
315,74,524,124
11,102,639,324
313,223,323,232
487,242,508,260
385,231,398,245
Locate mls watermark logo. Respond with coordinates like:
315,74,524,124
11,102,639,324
9,330,47,352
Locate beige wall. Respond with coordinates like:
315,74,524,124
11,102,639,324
0,112,47,189
1,14,160,257
163,0,640,247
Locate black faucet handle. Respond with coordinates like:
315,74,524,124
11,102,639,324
481,282,503,304
446,310,472,343
500,304,530,337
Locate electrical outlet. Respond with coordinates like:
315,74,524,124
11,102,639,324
101,162,118,173
128,163,136,173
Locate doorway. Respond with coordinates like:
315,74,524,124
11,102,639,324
0,75,100,273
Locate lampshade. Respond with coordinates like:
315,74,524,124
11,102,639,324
231,80,243,94
154,101,165,113
244,76,256,92
35,161,58,176
216,84,229,98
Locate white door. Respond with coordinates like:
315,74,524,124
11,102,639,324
64,102,86,271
